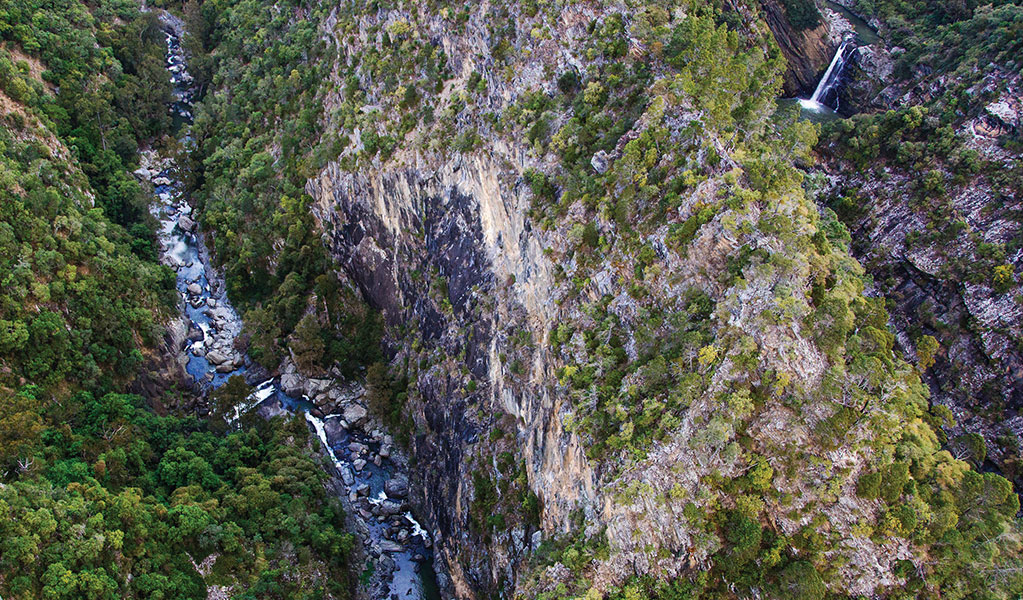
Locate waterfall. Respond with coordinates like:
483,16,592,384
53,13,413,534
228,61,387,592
799,40,851,111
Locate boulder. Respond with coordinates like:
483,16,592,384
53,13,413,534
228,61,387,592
178,215,195,232
379,500,405,516
339,466,355,486
187,283,202,295
133,167,152,181
379,540,403,553
256,396,286,420
205,350,229,365
342,403,368,427
384,476,409,499
280,372,303,397
353,458,367,471
215,363,234,373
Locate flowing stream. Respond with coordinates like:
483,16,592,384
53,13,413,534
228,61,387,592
149,12,441,600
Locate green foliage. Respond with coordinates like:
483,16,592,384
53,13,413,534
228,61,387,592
365,362,410,444
915,334,939,371
0,392,354,599
856,471,882,499
0,81,174,392
186,0,382,377
775,561,825,600
781,0,822,30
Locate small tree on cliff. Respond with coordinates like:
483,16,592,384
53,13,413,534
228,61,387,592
290,313,325,373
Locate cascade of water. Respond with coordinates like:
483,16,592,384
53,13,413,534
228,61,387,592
798,40,852,112
151,13,442,600
811,40,850,103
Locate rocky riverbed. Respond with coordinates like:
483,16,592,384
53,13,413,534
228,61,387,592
142,10,445,599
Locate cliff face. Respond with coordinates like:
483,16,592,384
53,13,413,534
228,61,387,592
306,155,593,592
816,82,1023,483
816,1,1023,483
236,0,1023,597
758,0,835,95
295,2,938,596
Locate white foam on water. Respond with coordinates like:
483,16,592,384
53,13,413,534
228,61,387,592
404,512,430,542
304,412,345,470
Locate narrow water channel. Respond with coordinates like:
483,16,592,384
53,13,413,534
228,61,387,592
148,12,441,600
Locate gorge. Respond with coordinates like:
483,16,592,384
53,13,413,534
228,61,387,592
150,15,444,598
0,0,1021,598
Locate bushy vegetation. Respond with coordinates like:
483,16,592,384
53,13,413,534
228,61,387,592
0,121,176,389
185,0,383,376
0,0,176,391
1,389,354,599
853,0,1023,88
0,0,356,596
0,0,172,239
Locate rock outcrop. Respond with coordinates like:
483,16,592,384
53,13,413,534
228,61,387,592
131,313,196,409
758,0,835,96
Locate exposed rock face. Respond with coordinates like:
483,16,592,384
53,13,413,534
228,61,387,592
307,152,593,594
280,1,1015,597
130,313,196,410
818,148,1023,482
819,14,1023,483
758,0,835,96
836,44,895,114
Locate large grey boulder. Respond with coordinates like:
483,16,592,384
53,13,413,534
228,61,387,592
379,540,403,553
280,372,303,397
205,350,229,365
384,476,409,499
342,403,368,427
379,500,405,516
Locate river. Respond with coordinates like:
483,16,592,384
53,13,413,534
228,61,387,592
148,12,441,600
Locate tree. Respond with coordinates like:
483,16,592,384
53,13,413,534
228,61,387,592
956,432,987,467
0,387,44,476
0,318,28,353
915,335,939,372
290,313,325,373
776,561,825,600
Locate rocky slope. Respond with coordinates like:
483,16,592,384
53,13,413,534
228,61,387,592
277,1,1021,598
181,0,1023,597
758,0,835,96
816,2,1023,484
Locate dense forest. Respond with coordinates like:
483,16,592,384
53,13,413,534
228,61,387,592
0,0,354,597
1,0,1021,598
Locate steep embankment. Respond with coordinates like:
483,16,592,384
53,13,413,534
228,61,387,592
185,0,1022,599
758,0,835,95
817,0,1023,485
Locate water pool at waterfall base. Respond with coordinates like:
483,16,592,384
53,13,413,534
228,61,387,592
783,97,844,123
